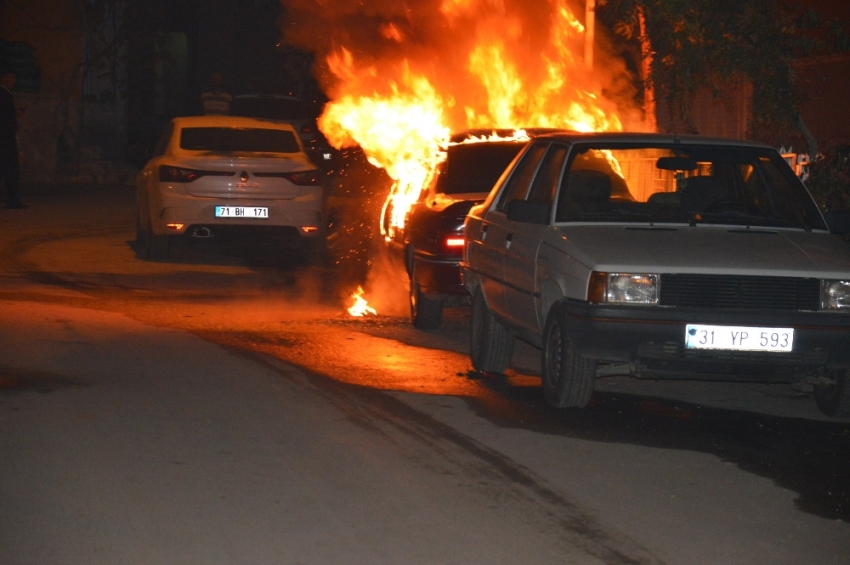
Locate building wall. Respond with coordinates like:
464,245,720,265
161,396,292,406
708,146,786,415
1,0,83,182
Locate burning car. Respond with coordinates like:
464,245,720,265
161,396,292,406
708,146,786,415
462,131,850,416
385,130,543,329
136,116,325,261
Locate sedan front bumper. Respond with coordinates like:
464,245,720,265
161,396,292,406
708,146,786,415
558,299,850,380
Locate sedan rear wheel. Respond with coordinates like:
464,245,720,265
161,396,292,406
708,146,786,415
410,271,443,330
149,233,171,261
470,288,513,373
814,370,850,416
542,303,595,408
135,210,151,259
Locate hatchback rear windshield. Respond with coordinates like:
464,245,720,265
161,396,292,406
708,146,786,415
437,142,526,194
179,127,301,153
229,97,307,120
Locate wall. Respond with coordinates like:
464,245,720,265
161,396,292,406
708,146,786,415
1,0,84,182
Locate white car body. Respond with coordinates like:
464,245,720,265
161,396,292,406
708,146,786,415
136,115,324,260
461,132,850,416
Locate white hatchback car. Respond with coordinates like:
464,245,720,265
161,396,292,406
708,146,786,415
136,116,325,260
462,132,850,417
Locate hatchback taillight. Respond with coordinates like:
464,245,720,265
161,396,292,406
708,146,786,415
159,166,234,183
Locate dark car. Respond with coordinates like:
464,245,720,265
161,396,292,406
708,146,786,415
387,129,551,329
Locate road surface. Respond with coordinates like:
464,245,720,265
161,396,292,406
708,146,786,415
0,184,848,565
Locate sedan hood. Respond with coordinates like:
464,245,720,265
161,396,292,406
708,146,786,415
555,224,850,279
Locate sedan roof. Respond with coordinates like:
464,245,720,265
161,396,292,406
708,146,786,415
532,130,776,150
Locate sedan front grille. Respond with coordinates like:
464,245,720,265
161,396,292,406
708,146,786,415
659,274,820,311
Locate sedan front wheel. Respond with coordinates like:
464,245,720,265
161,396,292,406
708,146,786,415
542,303,595,408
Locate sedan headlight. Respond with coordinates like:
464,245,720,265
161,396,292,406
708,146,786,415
820,280,850,310
588,272,659,305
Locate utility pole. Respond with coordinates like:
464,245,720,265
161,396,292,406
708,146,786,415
585,0,595,69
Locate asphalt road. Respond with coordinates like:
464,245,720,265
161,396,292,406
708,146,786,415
0,184,849,565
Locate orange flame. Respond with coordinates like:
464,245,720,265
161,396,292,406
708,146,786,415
318,0,633,235
347,286,377,317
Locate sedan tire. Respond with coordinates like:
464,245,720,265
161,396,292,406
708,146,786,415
814,370,850,416
149,233,171,261
470,288,514,373
542,303,595,408
135,210,151,259
410,272,443,330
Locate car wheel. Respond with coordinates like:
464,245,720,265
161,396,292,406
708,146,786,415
814,370,850,416
470,288,513,373
135,210,151,259
149,233,171,261
301,237,328,266
541,303,595,408
410,273,443,330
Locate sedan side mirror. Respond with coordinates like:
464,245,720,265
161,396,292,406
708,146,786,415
824,210,850,235
506,199,551,225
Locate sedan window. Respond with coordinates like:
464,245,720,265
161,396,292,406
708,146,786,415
180,127,302,153
526,144,569,204
553,144,826,230
496,142,548,211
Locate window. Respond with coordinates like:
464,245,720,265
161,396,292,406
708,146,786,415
497,142,548,210
527,144,569,204
552,143,826,230
179,127,301,153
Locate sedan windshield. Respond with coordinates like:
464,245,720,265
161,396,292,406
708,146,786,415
180,127,301,153
554,144,826,230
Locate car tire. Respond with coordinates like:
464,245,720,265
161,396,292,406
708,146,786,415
410,273,443,330
135,210,151,259
814,370,850,416
301,238,328,266
149,233,171,261
541,303,595,408
470,288,513,373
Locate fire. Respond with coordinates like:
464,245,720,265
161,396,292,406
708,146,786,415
347,286,377,317
319,0,623,237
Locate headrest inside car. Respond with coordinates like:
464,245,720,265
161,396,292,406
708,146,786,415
679,176,729,211
568,169,612,203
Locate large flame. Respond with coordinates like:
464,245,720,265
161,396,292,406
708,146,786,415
316,0,632,237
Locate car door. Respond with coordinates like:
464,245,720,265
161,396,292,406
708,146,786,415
503,143,569,332
474,142,549,321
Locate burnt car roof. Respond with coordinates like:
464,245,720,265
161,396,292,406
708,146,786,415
449,128,572,143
